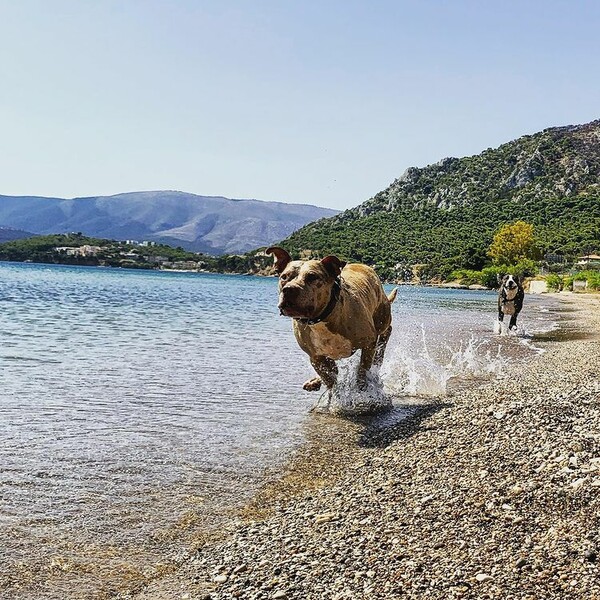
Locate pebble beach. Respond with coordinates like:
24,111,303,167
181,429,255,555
126,294,600,600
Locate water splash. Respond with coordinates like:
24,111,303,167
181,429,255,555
494,319,524,336
312,359,392,416
380,325,507,397
310,325,508,414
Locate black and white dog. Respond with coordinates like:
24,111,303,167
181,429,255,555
497,274,524,331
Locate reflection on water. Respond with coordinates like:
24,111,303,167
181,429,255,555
0,263,559,598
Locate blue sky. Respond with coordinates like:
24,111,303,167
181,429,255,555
1,0,599,210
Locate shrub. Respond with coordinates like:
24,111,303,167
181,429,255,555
575,270,600,290
450,269,484,286
564,271,600,291
545,274,564,291
480,266,505,288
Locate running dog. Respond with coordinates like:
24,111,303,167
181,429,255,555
266,247,397,392
497,274,524,331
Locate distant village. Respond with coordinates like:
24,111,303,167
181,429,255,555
53,239,211,271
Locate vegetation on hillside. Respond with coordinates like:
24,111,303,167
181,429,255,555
282,120,600,281
0,232,276,274
0,234,202,268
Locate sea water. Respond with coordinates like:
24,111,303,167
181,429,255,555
0,262,558,598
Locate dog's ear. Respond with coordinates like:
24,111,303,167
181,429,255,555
497,273,504,285
518,275,525,285
266,247,292,273
321,255,346,278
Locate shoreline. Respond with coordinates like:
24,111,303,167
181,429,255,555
4,259,600,294
125,294,600,600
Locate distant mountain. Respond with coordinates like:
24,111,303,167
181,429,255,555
0,191,338,254
284,119,600,279
0,227,34,244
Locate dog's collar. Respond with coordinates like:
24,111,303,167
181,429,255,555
295,277,342,326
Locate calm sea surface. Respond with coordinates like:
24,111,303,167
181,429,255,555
0,262,558,598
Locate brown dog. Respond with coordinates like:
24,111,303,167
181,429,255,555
266,247,397,392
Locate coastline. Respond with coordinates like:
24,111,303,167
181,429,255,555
125,293,600,600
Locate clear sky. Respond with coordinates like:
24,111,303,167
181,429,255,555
1,0,599,210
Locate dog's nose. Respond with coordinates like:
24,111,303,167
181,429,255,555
279,286,301,314
282,285,300,300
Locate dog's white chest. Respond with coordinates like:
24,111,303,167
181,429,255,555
502,300,516,315
308,324,353,360
502,286,518,315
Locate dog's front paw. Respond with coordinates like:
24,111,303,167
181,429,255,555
303,377,322,392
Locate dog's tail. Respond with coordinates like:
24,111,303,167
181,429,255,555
387,288,398,304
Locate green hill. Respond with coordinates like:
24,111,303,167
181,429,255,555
283,119,600,280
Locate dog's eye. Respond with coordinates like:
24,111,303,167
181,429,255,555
304,273,318,284
280,274,288,282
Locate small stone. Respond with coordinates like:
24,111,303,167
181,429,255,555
272,592,287,599
314,513,337,524
515,558,527,569
584,549,597,562
493,411,505,420
213,574,228,584
475,573,493,583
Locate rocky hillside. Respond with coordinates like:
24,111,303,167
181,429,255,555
284,119,600,278
0,191,338,255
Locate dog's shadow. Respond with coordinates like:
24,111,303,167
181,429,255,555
309,395,450,450
354,400,450,448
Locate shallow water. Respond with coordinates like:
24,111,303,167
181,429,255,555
0,263,559,598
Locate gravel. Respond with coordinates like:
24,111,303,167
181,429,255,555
128,295,600,600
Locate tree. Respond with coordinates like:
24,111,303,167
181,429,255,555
488,220,541,266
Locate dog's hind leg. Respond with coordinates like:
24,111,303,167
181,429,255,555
508,315,518,330
357,343,377,391
374,326,392,367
